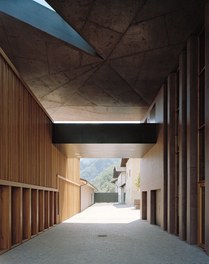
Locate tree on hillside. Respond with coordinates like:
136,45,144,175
92,165,116,192
80,158,120,182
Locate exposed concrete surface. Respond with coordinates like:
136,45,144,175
1,203,209,264
0,1,204,121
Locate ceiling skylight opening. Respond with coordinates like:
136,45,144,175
32,0,55,11
0,0,98,56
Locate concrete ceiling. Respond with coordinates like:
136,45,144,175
57,143,155,158
0,0,204,122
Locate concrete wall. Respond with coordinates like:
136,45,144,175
140,88,164,226
125,159,140,205
94,193,118,203
140,6,209,254
117,171,126,203
81,184,94,211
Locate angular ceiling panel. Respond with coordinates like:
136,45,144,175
88,0,140,33
47,39,80,74
111,16,168,58
165,7,203,45
14,57,48,81
78,86,118,106
27,72,70,99
64,64,99,81
63,92,95,106
134,80,163,105
109,53,144,86
139,44,184,75
134,0,203,24
82,21,122,58
41,68,97,104
8,35,46,61
47,0,94,32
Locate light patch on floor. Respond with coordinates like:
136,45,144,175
64,203,140,224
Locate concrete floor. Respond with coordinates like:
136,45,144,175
1,203,209,264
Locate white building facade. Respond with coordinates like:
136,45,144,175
113,158,140,206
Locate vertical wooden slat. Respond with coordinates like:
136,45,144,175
186,36,198,244
49,191,54,227
44,191,49,229
54,192,58,224
0,51,72,189
0,186,11,251
167,73,177,234
0,49,81,251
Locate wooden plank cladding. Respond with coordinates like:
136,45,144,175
0,186,11,252
0,49,67,188
0,48,81,253
58,175,81,222
0,183,58,254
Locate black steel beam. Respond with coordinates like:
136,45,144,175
52,123,159,144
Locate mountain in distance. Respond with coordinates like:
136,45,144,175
80,158,120,182
80,158,120,192
92,164,118,192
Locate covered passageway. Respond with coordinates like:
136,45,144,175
1,0,209,261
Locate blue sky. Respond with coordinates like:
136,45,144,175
32,0,54,11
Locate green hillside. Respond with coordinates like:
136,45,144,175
92,164,117,192
80,158,120,192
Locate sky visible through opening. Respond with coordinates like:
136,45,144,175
32,0,55,11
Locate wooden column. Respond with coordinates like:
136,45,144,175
163,83,168,231
179,50,187,241
31,189,38,236
186,36,198,244
167,73,177,234
54,192,59,224
205,1,209,255
0,186,11,252
49,191,55,227
38,190,44,232
44,191,49,229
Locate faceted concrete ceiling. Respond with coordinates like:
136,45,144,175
0,0,204,122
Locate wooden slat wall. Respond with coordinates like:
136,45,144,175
58,158,81,222
59,179,81,222
0,49,81,252
0,49,67,188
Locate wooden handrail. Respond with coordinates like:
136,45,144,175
57,175,81,187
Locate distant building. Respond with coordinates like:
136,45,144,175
126,159,140,206
80,178,97,211
112,158,140,207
